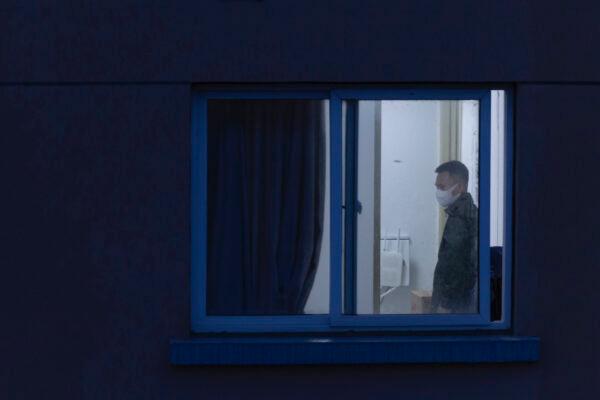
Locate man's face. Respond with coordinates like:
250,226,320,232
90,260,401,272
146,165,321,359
435,171,462,196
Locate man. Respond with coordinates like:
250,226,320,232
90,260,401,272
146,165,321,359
431,160,478,313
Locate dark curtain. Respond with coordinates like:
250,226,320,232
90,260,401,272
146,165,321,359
207,100,325,315
490,246,503,321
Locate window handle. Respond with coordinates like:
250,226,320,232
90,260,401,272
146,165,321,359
356,200,363,214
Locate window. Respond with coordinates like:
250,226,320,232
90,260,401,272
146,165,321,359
190,87,513,333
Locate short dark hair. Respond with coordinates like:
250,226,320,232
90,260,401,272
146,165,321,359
435,160,469,186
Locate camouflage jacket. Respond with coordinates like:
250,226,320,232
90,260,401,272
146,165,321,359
431,192,478,311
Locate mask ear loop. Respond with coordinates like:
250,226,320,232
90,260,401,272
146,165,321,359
449,183,459,196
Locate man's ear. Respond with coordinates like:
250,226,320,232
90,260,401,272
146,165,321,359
453,182,465,196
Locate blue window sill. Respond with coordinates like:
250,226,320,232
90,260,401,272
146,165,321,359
170,336,539,365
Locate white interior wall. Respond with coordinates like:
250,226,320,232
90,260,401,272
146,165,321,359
490,91,505,247
380,101,440,298
304,102,330,314
356,102,377,314
460,101,480,206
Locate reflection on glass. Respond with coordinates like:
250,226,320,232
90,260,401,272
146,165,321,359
349,98,506,315
206,99,330,315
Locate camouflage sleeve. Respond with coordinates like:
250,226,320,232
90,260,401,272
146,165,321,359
432,215,477,310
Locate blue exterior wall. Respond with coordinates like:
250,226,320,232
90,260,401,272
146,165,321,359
1,1,599,398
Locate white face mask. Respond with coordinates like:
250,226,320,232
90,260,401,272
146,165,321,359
436,184,460,208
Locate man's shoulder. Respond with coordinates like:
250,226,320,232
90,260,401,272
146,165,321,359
447,193,477,219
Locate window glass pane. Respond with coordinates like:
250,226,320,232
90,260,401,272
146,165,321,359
490,90,506,321
206,99,330,315
348,99,481,315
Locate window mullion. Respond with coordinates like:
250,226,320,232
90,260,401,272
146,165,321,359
478,92,492,322
329,92,344,321
343,99,359,315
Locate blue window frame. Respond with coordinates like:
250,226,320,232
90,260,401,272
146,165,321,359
190,87,513,333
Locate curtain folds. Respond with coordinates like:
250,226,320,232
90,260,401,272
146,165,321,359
207,100,325,315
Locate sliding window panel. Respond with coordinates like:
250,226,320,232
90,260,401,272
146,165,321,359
348,100,482,315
